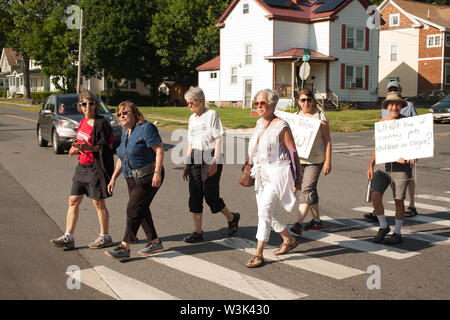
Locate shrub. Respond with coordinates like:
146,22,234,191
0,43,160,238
100,89,153,106
30,91,53,102
0,87,7,98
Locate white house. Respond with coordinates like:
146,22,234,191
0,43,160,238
197,0,379,108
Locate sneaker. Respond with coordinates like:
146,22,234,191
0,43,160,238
363,211,378,222
183,231,204,243
227,212,240,236
303,219,323,231
384,233,402,245
104,245,130,260
290,222,304,236
374,226,391,243
50,235,75,250
88,236,113,249
137,242,164,256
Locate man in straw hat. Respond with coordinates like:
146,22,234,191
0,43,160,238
366,91,413,244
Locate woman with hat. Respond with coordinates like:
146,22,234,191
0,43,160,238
367,91,412,244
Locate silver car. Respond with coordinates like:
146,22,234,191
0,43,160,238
37,94,122,154
429,94,450,123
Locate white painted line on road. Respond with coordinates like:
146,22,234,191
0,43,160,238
150,250,307,300
295,229,418,260
68,266,178,300
333,143,350,146
355,206,450,228
333,145,364,149
212,237,365,280
417,194,450,203
440,168,450,171
320,215,346,225
334,148,375,153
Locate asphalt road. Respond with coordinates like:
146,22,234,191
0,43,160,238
0,103,449,304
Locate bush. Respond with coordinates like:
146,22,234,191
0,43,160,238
12,92,23,98
0,87,7,98
30,91,53,102
100,89,154,106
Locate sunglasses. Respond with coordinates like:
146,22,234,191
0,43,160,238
117,111,130,117
300,98,312,103
79,101,96,107
254,101,267,106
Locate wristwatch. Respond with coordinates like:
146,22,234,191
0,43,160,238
154,170,161,175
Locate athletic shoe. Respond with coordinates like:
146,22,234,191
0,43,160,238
227,212,240,236
303,219,323,231
183,231,204,243
290,222,304,236
88,236,113,249
50,235,75,250
384,233,402,245
137,242,164,256
374,226,391,243
104,245,130,260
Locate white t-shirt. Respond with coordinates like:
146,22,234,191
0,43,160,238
188,108,224,150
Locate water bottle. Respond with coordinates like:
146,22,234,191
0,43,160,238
365,180,372,202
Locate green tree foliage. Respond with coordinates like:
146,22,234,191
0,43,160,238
149,0,228,85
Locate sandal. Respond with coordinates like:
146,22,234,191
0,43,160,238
405,206,418,217
274,239,300,256
246,255,265,268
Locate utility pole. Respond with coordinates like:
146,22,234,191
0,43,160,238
76,9,83,94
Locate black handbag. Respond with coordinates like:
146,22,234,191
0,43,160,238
124,132,155,187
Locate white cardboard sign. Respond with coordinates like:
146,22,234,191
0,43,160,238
375,113,434,164
275,110,321,159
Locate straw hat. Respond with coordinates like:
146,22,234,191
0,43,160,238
382,91,407,109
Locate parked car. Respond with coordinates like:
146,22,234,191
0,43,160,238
407,89,450,108
37,94,122,154
429,94,450,123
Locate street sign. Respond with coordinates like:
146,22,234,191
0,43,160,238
302,55,310,62
302,49,311,62
299,62,310,81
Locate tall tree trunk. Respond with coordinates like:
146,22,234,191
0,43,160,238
22,55,31,99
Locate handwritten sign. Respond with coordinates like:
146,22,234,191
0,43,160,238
375,113,434,164
275,110,321,158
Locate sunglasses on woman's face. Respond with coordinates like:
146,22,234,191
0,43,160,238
300,98,312,103
117,111,130,117
79,101,96,107
254,101,267,107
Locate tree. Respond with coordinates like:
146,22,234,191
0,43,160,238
149,0,228,85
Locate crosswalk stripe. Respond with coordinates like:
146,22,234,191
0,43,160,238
293,229,418,260
354,206,450,227
67,266,178,300
334,148,374,153
321,215,346,225
212,237,365,280
416,194,450,203
150,250,307,300
333,143,350,146
394,201,449,213
333,145,365,149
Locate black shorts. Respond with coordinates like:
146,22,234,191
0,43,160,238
70,164,107,200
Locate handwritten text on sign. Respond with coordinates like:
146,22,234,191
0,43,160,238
275,110,321,158
375,113,434,164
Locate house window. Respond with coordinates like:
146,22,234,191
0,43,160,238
231,67,238,84
243,3,249,14
390,44,398,62
245,44,252,65
427,35,441,48
130,80,137,89
346,26,364,50
446,34,450,47
345,65,364,89
445,63,450,85
20,77,23,86
210,72,217,79
389,14,400,27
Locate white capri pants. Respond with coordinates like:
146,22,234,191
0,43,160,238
255,181,288,243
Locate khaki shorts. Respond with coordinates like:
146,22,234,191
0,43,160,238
371,164,412,200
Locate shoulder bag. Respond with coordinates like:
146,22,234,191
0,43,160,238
124,132,155,187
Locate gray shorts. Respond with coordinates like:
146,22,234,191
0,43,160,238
371,164,412,200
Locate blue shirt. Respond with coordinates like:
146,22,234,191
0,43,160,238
381,101,418,118
116,121,162,179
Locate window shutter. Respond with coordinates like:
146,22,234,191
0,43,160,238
342,24,346,49
365,65,369,90
365,28,370,51
341,64,346,89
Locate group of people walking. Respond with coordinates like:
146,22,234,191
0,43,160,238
50,80,417,268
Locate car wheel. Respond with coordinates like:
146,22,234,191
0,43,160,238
37,126,48,147
52,129,63,154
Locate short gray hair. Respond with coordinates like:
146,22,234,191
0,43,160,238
184,86,205,101
253,89,279,108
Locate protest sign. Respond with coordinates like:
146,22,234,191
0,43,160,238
375,113,434,164
275,110,321,158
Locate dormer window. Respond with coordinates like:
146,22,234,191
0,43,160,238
389,14,400,27
243,3,249,14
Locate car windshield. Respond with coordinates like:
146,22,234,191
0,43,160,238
57,97,109,115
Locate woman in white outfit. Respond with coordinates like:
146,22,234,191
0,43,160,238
246,89,302,268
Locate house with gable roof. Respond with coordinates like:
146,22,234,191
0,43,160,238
377,0,450,98
197,0,379,108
